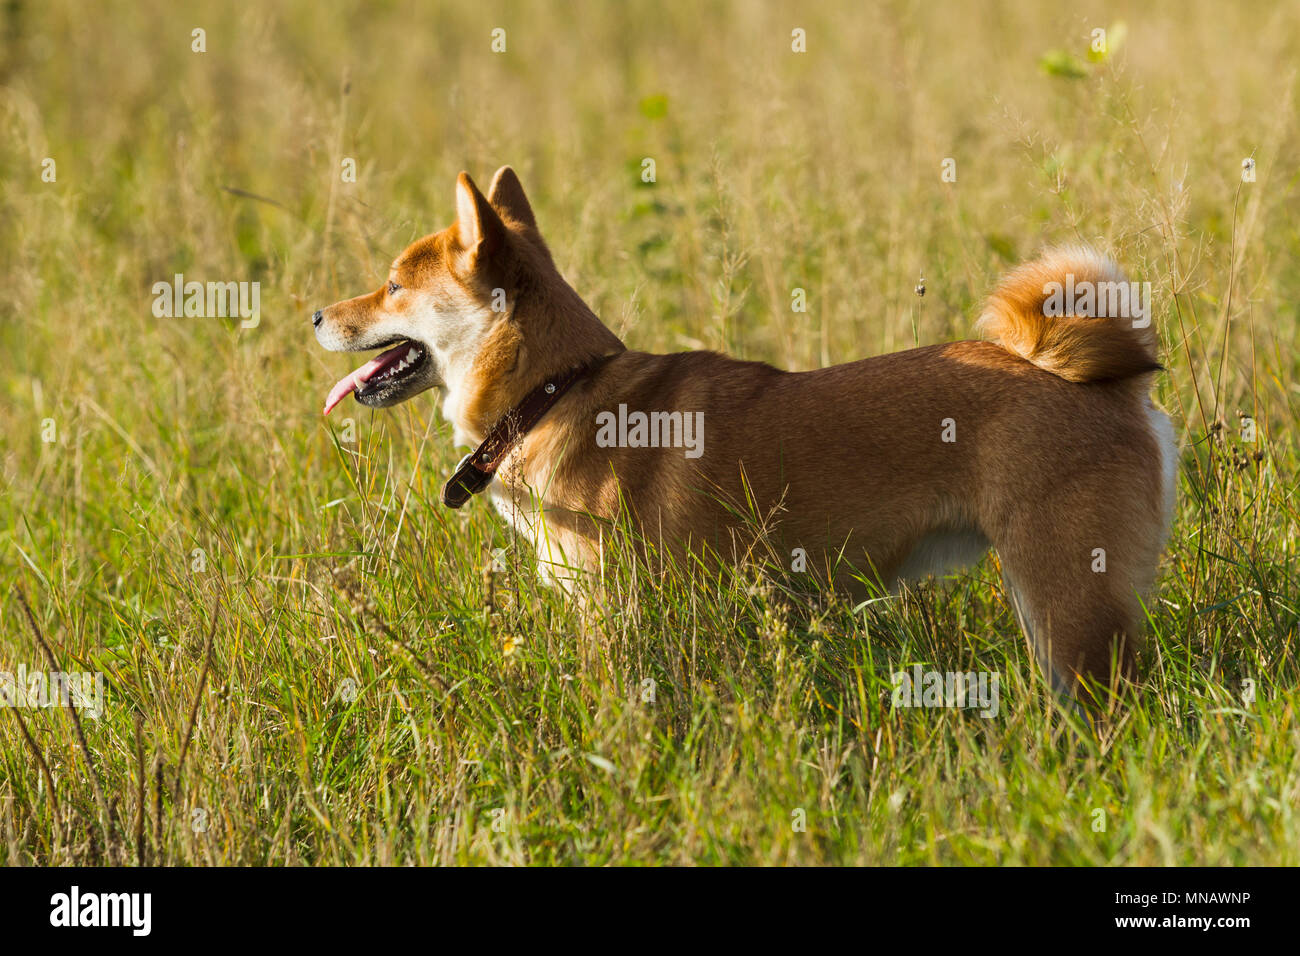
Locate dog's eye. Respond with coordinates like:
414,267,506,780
387,281,400,295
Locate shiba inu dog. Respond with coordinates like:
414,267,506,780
313,166,1177,698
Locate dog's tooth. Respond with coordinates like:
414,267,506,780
406,347,418,362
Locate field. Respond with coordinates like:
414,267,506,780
1,0,1298,865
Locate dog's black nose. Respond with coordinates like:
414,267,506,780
312,310,323,327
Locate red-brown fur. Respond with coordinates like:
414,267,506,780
315,167,1178,699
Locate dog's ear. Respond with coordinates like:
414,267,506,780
455,172,507,259
486,166,537,230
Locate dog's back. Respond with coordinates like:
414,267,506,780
506,248,1175,696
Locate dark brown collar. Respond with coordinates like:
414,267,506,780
441,354,615,509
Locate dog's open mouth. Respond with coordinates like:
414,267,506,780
323,339,432,415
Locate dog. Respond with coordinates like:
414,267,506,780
313,166,1177,698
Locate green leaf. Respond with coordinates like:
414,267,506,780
1039,49,1089,79
638,94,669,120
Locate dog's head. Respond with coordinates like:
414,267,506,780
314,166,543,417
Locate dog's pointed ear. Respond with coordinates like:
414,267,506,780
487,166,537,230
455,172,507,256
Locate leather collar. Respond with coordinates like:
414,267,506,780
441,354,615,508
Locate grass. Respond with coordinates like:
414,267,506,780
1,0,1298,865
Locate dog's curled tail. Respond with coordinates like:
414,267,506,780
978,246,1160,383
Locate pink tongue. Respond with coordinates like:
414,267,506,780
322,342,413,415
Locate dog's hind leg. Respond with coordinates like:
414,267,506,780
992,487,1160,702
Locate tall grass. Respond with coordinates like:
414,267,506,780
1,0,1297,864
